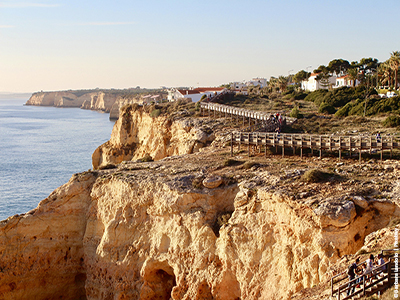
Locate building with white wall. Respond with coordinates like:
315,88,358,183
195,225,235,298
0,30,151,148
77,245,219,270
301,73,337,91
335,75,360,88
168,87,227,102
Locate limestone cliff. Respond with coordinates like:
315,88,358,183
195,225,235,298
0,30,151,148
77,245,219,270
26,91,120,112
1,152,400,300
80,92,120,113
92,105,217,169
26,91,82,107
2,103,400,300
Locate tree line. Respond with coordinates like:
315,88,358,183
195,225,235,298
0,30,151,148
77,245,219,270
244,51,400,94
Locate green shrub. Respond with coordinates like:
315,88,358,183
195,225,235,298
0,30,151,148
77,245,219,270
140,154,153,162
242,161,259,169
150,108,161,118
383,115,400,127
319,102,336,114
301,169,331,183
334,101,354,117
223,158,241,166
290,106,304,118
304,89,328,103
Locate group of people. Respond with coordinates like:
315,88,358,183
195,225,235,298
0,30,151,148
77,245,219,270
346,254,387,296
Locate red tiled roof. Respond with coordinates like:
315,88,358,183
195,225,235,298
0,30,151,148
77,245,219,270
177,89,200,95
177,87,226,95
337,75,349,79
193,87,225,93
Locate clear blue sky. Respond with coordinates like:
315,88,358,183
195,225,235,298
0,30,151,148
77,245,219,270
0,0,399,93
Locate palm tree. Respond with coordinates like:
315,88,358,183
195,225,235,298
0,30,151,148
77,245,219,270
347,68,359,87
389,51,400,89
277,76,288,93
268,77,278,93
379,61,392,87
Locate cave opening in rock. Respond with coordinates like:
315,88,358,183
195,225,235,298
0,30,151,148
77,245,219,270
212,210,233,237
140,262,176,300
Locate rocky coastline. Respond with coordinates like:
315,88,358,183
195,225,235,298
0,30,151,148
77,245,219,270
1,104,400,300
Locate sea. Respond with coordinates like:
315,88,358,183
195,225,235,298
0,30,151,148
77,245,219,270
0,99,115,221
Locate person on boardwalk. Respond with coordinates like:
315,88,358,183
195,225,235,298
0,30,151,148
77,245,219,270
376,254,386,276
376,132,381,143
347,257,360,296
364,254,375,282
276,127,281,142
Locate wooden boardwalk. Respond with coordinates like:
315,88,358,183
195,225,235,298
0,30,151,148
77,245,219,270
199,102,399,160
200,102,297,125
230,131,400,161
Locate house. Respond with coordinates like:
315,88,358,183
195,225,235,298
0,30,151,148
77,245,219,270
168,87,227,102
141,94,161,105
247,78,268,88
301,73,337,91
335,75,360,88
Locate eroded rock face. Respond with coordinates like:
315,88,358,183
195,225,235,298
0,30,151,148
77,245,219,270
92,105,216,169
0,172,96,300
2,153,399,300
26,91,120,112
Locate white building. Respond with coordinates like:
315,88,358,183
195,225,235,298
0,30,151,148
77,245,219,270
141,94,161,105
167,87,227,102
247,77,268,88
335,75,360,88
301,73,337,91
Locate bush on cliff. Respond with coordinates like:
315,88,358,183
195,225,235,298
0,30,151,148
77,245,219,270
301,169,332,183
383,115,400,127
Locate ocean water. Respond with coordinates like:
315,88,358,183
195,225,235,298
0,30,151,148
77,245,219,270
0,99,115,220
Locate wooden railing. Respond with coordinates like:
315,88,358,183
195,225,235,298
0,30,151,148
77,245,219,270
331,259,395,300
199,102,297,125
331,249,399,299
229,132,400,160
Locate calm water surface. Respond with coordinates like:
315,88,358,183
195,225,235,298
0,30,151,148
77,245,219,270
0,99,115,220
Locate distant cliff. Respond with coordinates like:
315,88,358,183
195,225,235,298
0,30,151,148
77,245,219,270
25,89,166,118
26,91,120,113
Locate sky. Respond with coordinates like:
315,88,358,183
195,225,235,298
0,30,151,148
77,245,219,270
0,0,399,93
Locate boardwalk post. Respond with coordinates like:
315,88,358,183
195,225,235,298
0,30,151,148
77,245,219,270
339,136,342,161
349,137,352,158
370,136,373,154
248,133,250,157
230,133,233,157
319,136,322,158
265,134,267,157
238,132,241,151
391,135,393,158
282,135,285,158
310,136,312,157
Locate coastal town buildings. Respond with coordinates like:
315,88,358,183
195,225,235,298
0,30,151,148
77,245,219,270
230,77,267,94
301,73,337,91
335,75,360,88
167,87,227,102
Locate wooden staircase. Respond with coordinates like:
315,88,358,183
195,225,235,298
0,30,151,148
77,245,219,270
331,250,398,300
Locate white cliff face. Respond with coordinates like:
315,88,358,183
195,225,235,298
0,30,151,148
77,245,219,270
1,153,399,300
